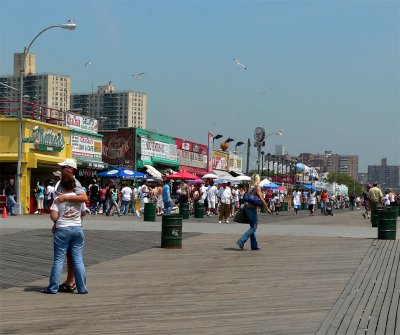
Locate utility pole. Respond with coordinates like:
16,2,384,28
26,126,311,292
246,138,250,174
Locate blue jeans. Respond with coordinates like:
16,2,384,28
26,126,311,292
120,200,130,215
47,226,87,293
6,195,16,214
320,201,327,215
237,206,259,250
163,200,173,215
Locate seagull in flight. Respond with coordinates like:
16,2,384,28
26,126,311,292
67,19,76,23
132,72,145,79
84,60,92,67
232,58,247,70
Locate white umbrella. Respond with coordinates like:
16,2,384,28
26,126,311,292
259,178,272,187
235,175,251,182
202,173,219,179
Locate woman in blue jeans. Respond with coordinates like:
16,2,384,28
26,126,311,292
42,175,88,294
237,174,271,250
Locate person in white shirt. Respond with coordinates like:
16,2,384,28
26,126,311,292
231,185,240,216
139,180,149,213
120,185,133,215
42,174,87,294
207,181,218,216
46,181,56,213
292,189,302,215
199,182,207,204
217,182,232,223
307,190,317,215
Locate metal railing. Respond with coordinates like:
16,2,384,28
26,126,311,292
0,100,66,126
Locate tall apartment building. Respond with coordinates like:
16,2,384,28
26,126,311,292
299,151,359,180
0,52,71,112
71,81,147,131
368,158,400,191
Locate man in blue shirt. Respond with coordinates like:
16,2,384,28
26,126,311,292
162,179,173,215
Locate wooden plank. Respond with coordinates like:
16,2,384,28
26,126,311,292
317,241,376,335
325,240,387,335
374,241,399,335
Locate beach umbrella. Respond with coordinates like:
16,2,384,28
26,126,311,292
97,167,147,179
165,171,199,180
235,175,251,182
262,182,279,190
202,173,219,179
259,178,272,187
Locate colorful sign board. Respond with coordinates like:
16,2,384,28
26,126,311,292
175,138,208,169
140,137,177,161
212,150,229,171
228,153,243,172
66,113,98,134
31,126,65,152
71,132,102,161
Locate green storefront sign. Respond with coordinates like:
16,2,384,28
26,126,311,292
31,126,65,152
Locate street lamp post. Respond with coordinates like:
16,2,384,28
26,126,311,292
212,134,223,149
266,153,270,178
234,141,244,153
15,22,77,215
256,130,283,175
261,151,265,176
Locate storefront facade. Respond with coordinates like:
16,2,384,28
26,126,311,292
66,113,107,181
175,137,208,177
0,118,71,214
136,129,179,174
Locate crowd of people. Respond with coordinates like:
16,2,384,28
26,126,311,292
2,159,399,295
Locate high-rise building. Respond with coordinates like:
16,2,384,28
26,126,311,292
0,52,71,112
71,81,147,131
368,158,400,191
299,151,358,180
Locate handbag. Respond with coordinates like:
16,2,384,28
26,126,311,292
242,189,263,207
233,206,248,223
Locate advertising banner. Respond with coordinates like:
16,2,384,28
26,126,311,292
175,138,208,169
71,133,102,161
66,113,98,134
140,137,177,161
228,153,243,172
212,150,229,171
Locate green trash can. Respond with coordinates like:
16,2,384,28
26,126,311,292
301,203,306,210
144,202,156,222
260,205,267,213
281,202,288,212
377,207,397,240
180,203,190,219
161,215,182,249
194,202,205,218
371,207,384,228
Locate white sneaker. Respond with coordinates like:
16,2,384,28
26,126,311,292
218,221,222,223
225,220,229,223
34,211,39,214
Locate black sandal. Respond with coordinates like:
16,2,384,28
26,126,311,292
41,288,56,294
58,282,76,293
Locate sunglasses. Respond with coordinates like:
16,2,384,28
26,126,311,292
61,166,73,169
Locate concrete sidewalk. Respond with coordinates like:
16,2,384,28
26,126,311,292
0,210,398,334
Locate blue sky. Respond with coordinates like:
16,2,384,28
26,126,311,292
1,0,399,171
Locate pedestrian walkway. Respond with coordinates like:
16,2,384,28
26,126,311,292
0,210,398,334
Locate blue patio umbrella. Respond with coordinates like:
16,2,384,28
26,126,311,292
262,182,279,190
97,167,147,179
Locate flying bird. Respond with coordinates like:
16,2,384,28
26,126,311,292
84,60,92,67
232,58,247,70
67,19,76,23
131,72,145,79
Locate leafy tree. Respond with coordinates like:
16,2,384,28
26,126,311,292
326,173,363,195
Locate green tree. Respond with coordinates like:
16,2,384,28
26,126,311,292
326,173,363,195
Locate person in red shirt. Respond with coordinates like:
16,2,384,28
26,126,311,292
320,190,329,215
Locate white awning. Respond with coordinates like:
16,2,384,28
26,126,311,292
144,165,163,179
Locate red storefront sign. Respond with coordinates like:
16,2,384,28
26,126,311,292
175,138,208,176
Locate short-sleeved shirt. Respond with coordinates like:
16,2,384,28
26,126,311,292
121,187,133,201
50,192,86,228
55,178,85,196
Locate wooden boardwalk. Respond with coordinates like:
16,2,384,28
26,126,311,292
318,239,400,335
0,211,398,334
